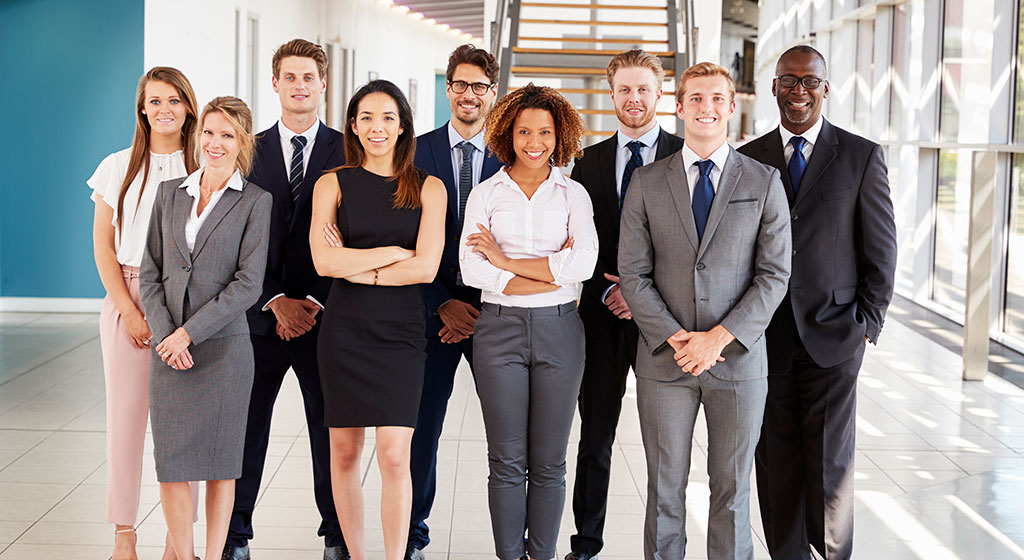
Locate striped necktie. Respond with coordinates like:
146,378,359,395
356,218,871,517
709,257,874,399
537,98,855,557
290,135,308,203
457,141,475,231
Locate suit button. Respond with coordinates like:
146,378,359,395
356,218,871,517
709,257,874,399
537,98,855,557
696,263,705,270
792,250,798,256
183,265,192,272
792,214,799,220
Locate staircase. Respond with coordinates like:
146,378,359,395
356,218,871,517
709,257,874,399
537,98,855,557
491,0,691,141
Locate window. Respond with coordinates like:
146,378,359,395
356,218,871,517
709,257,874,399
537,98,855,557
933,149,969,312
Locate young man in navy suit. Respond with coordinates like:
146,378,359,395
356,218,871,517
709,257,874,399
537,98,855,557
224,39,348,560
564,49,684,560
407,44,502,560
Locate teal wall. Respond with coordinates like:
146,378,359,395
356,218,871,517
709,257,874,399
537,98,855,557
0,0,143,297
435,73,449,129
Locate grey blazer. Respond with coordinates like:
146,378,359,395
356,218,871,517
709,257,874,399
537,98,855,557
140,176,272,346
618,147,792,382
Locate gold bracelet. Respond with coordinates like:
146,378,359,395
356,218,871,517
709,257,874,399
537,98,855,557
373,268,380,285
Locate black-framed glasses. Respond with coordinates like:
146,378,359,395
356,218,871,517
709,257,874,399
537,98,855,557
775,75,824,89
449,80,494,95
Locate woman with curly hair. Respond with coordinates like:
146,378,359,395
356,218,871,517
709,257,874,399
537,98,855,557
459,83,598,560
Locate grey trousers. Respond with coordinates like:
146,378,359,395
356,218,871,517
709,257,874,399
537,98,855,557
637,372,768,560
473,302,586,560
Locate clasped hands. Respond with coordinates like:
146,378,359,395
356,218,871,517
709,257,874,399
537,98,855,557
156,327,193,370
270,297,322,341
667,325,734,376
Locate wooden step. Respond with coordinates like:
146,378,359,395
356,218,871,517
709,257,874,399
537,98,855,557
584,130,616,136
512,87,677,95
577,108,675,116
511,66,675,76
512,47,674,56
518,36,670,44
522,2,667,9
520,18,667,26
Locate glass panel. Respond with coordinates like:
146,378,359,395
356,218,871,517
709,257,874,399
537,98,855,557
939,0,994,143
1006,155,1024,340
933,149,969,312
1015,0,1024,141
939,0,963,142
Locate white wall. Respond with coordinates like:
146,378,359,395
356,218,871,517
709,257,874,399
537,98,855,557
145,0,468,136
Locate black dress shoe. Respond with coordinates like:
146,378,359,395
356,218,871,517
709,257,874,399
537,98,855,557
221,544,250,560
324,545,352,560
564,552,596,560
405,544,425,560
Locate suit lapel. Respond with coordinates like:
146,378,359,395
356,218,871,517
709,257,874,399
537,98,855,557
759,128,795,205
290,123,336,233
481,146,502,181
595,136,618,219
171,187,192,263
792,119,838,208
665,152,700,253
654,128,683,160
429,125,459,220
192,186,243,258
697,148,741,260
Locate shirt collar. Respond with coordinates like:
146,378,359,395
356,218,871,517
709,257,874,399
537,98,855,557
448,120,486,154
179,167,245,197
616,124,661,152
680,140,731,173
278,119,320,145
779,116,823,149
492,165,569,190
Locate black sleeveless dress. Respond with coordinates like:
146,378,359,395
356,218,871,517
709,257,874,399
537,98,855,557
318,166,427,427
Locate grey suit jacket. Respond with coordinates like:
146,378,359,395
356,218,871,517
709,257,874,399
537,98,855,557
140,176,273,347
618,146,792,382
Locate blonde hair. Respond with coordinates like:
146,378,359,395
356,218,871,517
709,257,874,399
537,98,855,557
606,49,666,89
676,62,736,104
196,96,255,177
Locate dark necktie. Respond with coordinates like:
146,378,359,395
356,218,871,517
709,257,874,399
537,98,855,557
692,160,715,242
620,140,644,213
457,141,475,231
788,136,807,195
289,135,308,204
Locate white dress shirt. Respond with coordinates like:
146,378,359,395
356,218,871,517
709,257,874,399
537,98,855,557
88,148,188,267
779,116,822,165
614,124,661,196
680,140,732,196
448,121,487,222
178,167,245,252
278,119,319,176
459,166,599,308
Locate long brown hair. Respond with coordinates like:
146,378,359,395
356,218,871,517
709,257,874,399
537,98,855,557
339,80,420,209
116,67,199,236
196,96,256,177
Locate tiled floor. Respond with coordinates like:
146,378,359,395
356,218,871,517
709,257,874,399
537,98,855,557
1,309,1024,559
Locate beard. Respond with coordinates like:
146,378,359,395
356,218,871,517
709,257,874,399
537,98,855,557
781,101,813,125
616,105,655,130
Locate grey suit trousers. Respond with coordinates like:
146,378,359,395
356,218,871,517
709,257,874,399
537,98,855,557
473,302,585,560
637,373,767,560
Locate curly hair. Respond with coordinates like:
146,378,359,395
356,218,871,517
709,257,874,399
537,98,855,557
484,84,585,167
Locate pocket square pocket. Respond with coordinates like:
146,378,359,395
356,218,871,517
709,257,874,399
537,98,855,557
728,198,758,204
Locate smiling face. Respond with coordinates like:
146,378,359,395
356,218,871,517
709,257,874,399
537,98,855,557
200,111,241,171
510,107,556,171
351,92,404,159
610,65,662,136
143,80,187,138
773,50,829,133
273,56,326,117
677,74,735,147
447,63,497,127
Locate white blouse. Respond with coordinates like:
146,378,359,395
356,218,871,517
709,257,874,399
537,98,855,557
177,167,245,252
459,166,599,308
88,148,188,267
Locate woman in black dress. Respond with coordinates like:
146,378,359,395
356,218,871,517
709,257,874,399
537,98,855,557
309,80,445,560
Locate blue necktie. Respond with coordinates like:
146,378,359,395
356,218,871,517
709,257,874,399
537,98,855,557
788,136,807,195
620,140,644,213
692,160,715,242
457,141,475,231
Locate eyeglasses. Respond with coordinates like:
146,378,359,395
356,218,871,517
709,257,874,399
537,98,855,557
449,80,494,95
775,75,824,90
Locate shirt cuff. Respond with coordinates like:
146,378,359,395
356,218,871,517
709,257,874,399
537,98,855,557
262,293,286,312
437,298,456,315
601,283,617,304
548,249,568,286
306,295,324,309
494,270,515,295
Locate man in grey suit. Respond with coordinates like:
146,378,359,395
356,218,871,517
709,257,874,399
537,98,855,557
618,62,791,560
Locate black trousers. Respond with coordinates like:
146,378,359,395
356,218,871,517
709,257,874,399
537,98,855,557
569,307,638,555
408,333,474,549
226,329,344,549
755,337,863,560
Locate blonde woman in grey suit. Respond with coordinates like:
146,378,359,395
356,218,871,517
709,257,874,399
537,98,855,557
140,96,272,560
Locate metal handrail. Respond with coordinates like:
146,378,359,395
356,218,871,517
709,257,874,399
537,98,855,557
491,0,512,55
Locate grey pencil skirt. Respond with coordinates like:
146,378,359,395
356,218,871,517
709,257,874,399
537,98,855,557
149,334,254,482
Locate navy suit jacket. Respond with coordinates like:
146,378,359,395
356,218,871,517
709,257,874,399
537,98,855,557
245,122,345,337
414,122,502,337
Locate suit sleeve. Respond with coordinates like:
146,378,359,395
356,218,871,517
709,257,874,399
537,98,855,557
617,167,684,353
139,184,177,344
855,144,897,343
182,191,273,345
719,169,792,349
571,159,616,302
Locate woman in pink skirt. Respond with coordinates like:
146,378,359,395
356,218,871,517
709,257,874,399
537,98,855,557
88,66,200,560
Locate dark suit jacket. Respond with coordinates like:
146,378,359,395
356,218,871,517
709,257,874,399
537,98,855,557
414,122,502,337
737,118,897,369
570,128,684,326
245,122,345,337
